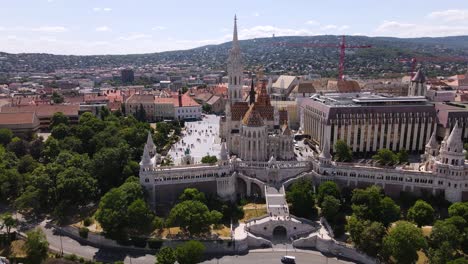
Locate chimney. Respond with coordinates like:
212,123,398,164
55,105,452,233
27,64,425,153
178,89,182,107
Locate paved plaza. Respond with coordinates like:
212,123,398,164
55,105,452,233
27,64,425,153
168,115,222,165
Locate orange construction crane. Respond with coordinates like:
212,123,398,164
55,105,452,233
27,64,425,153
272,35,372,80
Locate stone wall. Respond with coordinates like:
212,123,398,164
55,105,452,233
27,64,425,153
293,235,376,264
246,217,317,240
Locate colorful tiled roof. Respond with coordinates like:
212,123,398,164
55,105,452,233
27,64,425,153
242,106,264,127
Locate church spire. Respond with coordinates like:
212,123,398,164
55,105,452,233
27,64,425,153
233,15,239,48
249,78,256,105
227,15,243,103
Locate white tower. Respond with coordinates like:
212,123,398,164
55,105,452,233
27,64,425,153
434,121,467,202
227,15,243,103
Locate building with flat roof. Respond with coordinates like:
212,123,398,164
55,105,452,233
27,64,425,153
301,93,437,154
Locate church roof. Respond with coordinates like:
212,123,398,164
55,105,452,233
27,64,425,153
412,69,426,83
242,106,264,127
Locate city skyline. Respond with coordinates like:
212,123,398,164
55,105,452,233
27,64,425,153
0,0,468,55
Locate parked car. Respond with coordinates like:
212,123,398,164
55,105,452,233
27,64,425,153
281,256,296,263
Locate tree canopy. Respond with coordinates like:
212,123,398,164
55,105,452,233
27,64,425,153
333,140,352,162
167,200,222,236
382,221,427,264
286,179,316,218
407,200,435,227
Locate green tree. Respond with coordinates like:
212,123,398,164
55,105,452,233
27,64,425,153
42,137,61,162
17,154,39,174
351,185,382,221
397,149,409,164
24,229,49,264
7,137,28,157
175,240,205,264
51,91,64,104
127,199,155,235
321,195,341,221
179,188,207,203
407,200,435,227
359,221,386,257
372,148,397,165
428,241,453,264
448,202,468,221
92,144,130,191
0,128,13,146
51,123,70,140
202,103,212,113
382,221,427,264
56,167,98,208
286,179,315,218
334,140,352,162
380,196,401,226
448,258,468,264
156,246,177,264
95,188,127,238
317,181,340,205
167,200,220,235
201,155,218,164
0,213,17,237
50,112,69,129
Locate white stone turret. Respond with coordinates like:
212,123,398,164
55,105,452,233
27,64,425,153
140,144,154,171
434,121,467,202
425,130,439,157
145,131,156,156
319,137,332,166
218,141,229,166
227,15,243,103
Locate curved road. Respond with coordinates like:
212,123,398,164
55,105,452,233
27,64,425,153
39,220,352,264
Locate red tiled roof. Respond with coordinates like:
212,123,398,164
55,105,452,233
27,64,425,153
0,112,38,125
242,107,264,127
1,105,80,117
173,93,200,107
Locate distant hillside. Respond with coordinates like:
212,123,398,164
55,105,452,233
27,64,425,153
1,35,468,78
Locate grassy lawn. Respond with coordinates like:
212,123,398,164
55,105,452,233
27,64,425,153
72,217,102,233
421,226,432,237
212,225,231,238
241,203,267,223
417,250,429,264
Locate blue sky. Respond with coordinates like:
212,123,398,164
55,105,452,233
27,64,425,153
0,0,467,55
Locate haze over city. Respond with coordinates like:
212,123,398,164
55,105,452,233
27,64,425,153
1,0,468,54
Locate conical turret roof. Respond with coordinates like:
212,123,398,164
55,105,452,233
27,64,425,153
319,139,332,160
426,130,438,149
446,121,463,151
411,68,426,83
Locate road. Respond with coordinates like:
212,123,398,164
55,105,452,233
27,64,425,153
202,251,352,264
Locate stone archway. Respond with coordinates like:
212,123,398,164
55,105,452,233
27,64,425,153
236,177,247,198
251,182,262,198
272,225,288,243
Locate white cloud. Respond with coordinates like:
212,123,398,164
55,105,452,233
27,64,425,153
118,34,152,41
428,9,468,22
305,20,319,25
320,24,349,32
152,26,166,31
93,7,112,12
32,26,68,33
96,26,111,32
321,24,337,30
374,20,468,37
253,12,260,17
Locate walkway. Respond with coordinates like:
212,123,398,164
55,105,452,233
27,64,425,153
265,186,289,218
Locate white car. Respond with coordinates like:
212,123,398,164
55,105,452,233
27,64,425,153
281,256,296,263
